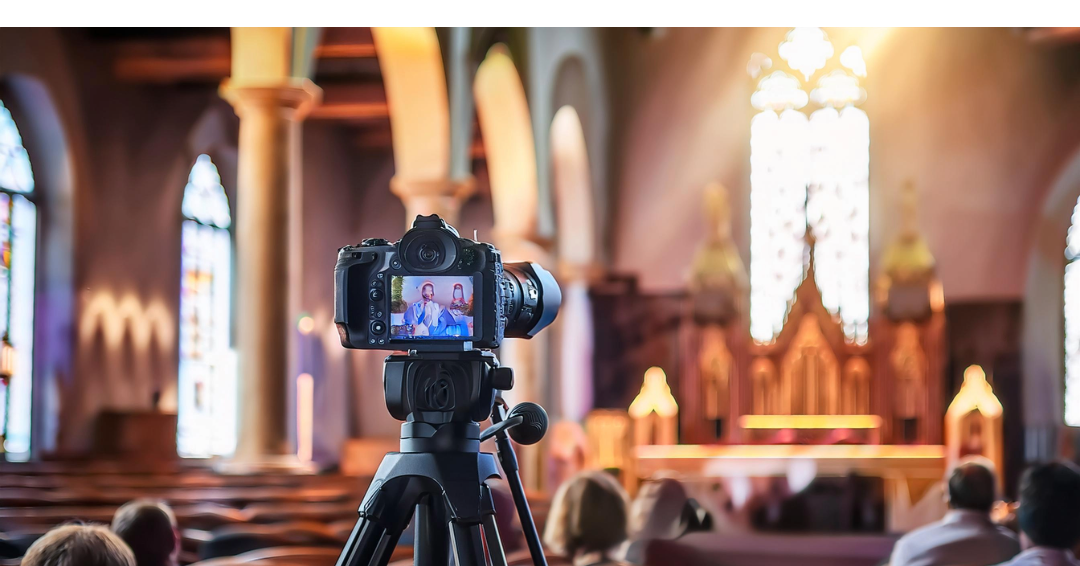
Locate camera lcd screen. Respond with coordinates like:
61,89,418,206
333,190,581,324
390,275,475,340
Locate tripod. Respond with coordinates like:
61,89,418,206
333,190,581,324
335,350,549,566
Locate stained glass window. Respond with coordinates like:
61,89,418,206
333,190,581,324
1065,197,1080,426
749,29,870,345
0,99,37,457
177,155,235,458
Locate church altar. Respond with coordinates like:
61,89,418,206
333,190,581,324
583,184,1004,534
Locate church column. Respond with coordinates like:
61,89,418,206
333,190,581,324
370,27,473,227
220,81,320,467
219,28,322,469
390,177,474,225
555,262,599,422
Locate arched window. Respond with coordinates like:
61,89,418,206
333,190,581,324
177,154,235,458
0,100,37,456
749,28,869,345
1065,197,1080,426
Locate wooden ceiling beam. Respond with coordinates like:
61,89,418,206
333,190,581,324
112,30,380,84
310,102,389,120
310,82,388,121
1025,27,1080,44
315,43,377,59
112,36,231,84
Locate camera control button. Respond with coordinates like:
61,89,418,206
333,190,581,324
369,288,384,301
370,321,387,335
361,238,389,247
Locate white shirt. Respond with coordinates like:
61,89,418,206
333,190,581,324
995,548,1080,566
890,509,1020,566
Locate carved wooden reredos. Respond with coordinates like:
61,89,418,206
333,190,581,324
680,182,945,446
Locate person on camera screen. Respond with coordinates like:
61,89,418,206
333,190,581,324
403,281,449,336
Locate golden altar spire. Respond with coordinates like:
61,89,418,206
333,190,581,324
882,181,936,285
688,183,748,325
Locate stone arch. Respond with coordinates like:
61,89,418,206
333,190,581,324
371,27,450,183
0,73,77,457
473,44,542,260
1022,144,1080,459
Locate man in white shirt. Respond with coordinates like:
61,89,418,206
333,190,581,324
995,461,1080,566
890,460,1019,566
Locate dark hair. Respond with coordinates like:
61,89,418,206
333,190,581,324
111,500,178,566
22,525,135,566
947,461,997,512
1017,461,1080,549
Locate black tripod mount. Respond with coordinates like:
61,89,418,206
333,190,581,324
334,349,549,566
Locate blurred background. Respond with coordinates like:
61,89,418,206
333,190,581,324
1,26,1080,566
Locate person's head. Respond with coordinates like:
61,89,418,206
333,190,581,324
1017,461,1080,549
630,477,689,541
543,471,629,558
422,283,434,301
946,459,998,513
22,524,136,566
453,283,464,300
111,499,179,566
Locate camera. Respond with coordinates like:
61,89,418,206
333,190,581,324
332,214,557,566
334,214,562,351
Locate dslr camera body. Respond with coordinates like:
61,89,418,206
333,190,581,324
334,214,560,353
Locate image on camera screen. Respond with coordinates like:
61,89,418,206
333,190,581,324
390,275,474,339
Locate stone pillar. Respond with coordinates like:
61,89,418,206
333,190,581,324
556,262,599,423
390,176,474,226
219,79,321,469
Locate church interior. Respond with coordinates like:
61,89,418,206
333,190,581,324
2,25,1080,566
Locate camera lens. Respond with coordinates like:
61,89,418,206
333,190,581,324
502,262,562,339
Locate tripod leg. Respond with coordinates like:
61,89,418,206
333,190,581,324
479,483,507,566
449,522,489,566
336,482,414,566
414,494,448,566
480,512,508,566
335,514,396,566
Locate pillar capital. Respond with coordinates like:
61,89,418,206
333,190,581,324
220,78,323,120
390,175,475,226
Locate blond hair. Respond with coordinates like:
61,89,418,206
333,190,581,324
629,477,689,541
22,524,136,566
543,471,629,558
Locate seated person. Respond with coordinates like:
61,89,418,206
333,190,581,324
624,478,707,565
996,461,1080,566
890,459,1019,566
544,471,630,566
403,282,451,336
111,499,180,566
22,524,136,566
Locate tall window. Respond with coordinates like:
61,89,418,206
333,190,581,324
1065,197,1080,426
749,28,869,345
0,100,37,456
177,155,235,457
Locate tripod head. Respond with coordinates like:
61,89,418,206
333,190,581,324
383,349,548,452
